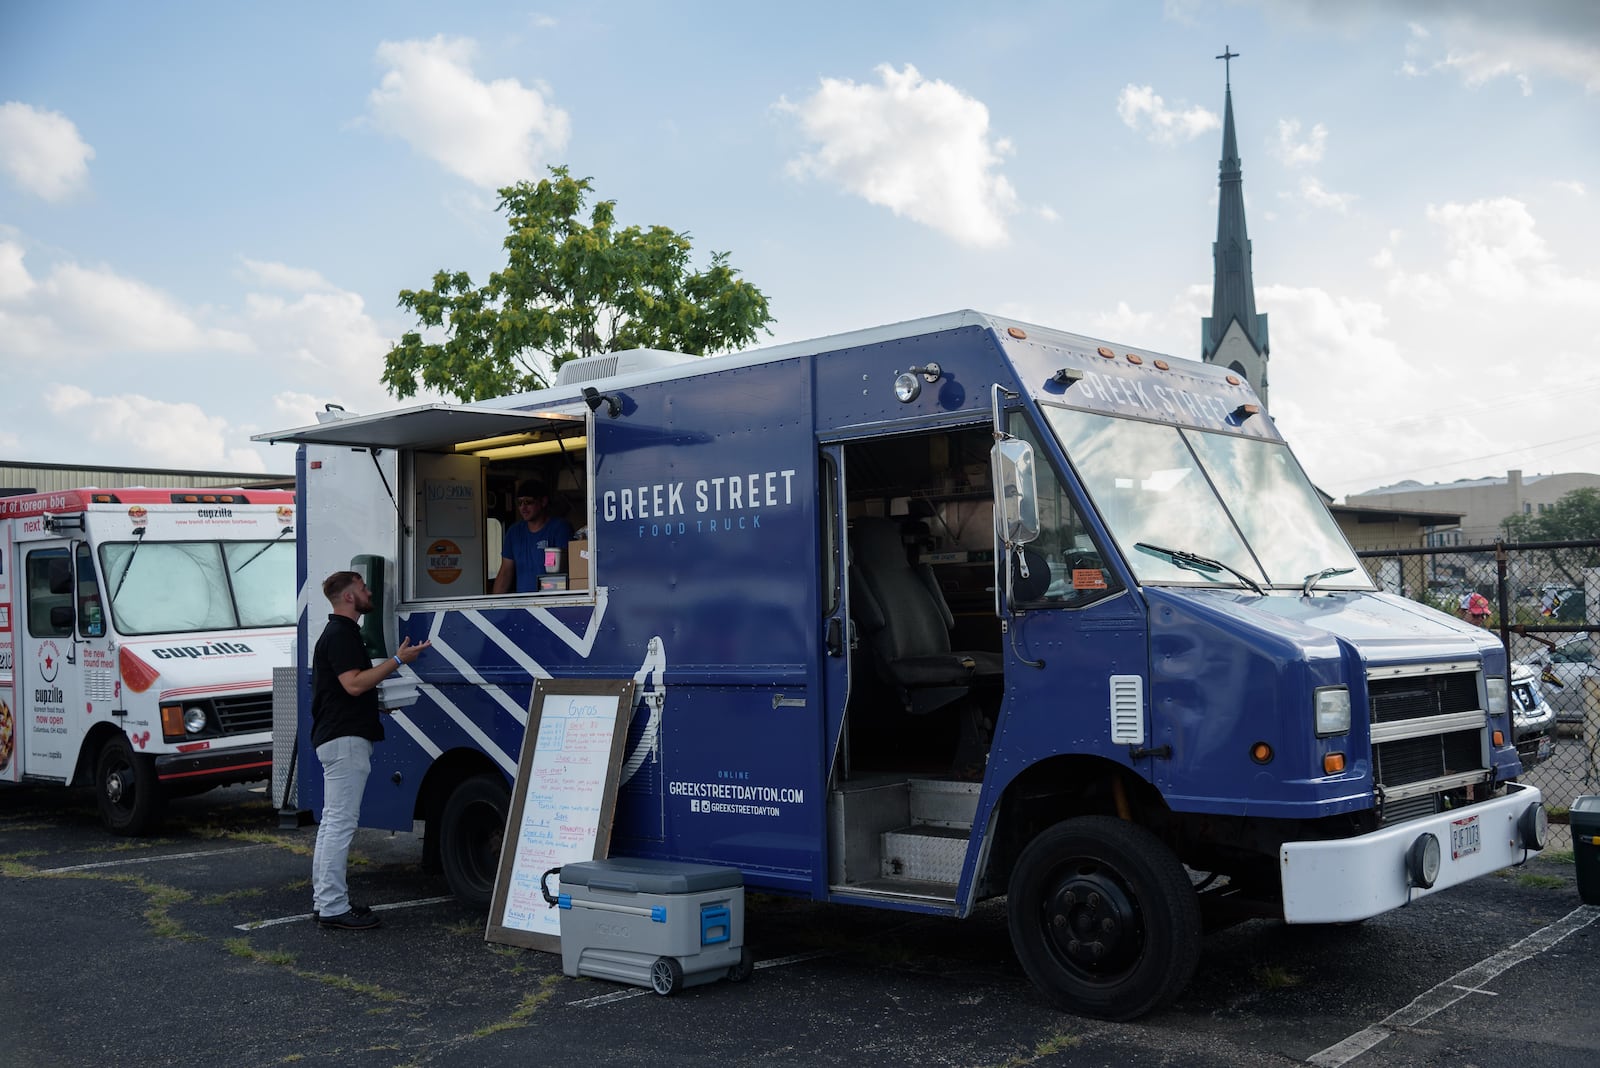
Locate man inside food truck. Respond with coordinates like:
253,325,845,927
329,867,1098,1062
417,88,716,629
492,479,574,594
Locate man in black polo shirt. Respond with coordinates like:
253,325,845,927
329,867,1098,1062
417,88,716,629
310,570,430,930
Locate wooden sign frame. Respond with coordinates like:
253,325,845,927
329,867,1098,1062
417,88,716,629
485,677,635,952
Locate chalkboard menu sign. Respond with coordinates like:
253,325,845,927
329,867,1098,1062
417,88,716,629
485,678,635,953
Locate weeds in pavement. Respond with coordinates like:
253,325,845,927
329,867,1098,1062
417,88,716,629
1515,873,1568,890
997,1029,1083,1066
471,975,562,1037
1254,963,1304,989
224,935,405,1002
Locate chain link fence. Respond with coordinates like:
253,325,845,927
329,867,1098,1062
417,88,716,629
1356,538,1600,849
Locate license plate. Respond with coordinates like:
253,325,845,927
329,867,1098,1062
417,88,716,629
1451,814,1481,860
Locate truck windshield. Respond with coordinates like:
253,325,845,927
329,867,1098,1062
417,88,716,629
1042,407,1369,591
98,540,296,635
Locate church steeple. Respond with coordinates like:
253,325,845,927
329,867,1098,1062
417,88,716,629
1201,46,1270,406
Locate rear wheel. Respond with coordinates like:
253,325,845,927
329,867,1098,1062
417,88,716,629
96,734,164,836
1007,815,1200,1020
438,773,511,909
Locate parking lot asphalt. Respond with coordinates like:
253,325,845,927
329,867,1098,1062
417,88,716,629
2,783,1597,1068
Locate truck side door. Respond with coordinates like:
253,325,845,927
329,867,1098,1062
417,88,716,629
18,544,82,780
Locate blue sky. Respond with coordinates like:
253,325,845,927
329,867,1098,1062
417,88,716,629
2,0,1597,499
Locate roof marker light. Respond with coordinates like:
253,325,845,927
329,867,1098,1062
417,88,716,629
1125,354,1143,365
1007,326,1028,340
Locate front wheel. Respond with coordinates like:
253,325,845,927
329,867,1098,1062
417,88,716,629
1007,815,1200,1020
438,773,511,909
95,734,164,836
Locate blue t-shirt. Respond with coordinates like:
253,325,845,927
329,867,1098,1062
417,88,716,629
502,517,574,592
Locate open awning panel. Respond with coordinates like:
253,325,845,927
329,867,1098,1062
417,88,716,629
253,403,581,450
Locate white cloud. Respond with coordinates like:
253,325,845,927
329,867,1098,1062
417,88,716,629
243,288,396,412
368,35,570,189
0,102,94,201
1036,204,1061,223
241,258,337,293
0,240,35,299
778,63,1020,248
44,385,267,472
1397,9,1600,94
1115,84,1219,145
1090,300,1156,339
0,255,251,357
1551,179,1586,197
1272,118,1326,166
1296,176,1356,213
1406,196,1600,307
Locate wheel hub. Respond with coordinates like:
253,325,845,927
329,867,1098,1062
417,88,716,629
1044,869,1141,973
105,767,131,805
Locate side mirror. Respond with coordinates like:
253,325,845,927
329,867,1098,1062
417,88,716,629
991,438,1039,546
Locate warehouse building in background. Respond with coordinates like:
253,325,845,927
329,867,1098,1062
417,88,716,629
1,459,292,496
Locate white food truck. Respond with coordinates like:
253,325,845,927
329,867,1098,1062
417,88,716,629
0,487,296,833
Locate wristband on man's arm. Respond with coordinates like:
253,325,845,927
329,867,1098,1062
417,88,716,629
392,655,403,670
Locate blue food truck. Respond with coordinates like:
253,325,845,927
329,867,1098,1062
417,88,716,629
261,310,1546,1018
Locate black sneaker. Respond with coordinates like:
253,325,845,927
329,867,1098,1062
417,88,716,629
312,903,373,922
318,908,381,930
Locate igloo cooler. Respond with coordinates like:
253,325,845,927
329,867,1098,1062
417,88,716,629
544,857,753,995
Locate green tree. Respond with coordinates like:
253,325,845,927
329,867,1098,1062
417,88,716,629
1501,488,1600,542
383,166,774,401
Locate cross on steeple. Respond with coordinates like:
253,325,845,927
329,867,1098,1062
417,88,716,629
1216,45,1239,87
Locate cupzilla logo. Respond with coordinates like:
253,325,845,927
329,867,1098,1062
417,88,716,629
150,641,255,660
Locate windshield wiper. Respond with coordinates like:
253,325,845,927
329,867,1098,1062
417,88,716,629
1301,566,1356,597
110,526,149,605
235,527,292,573
1135,542,1264,595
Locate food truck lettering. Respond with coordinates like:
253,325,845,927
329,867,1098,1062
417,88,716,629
150,641,255,659
603,468,798,538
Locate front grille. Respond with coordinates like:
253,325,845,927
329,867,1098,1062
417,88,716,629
212,693,273,735
1373,730,1483,787
1370,671,1479,724
1368,667,1489,826
1382,793,1440,824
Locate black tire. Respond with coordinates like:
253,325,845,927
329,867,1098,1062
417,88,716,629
438,773,511,910
727,946,755,983
95,734,164,836
1007,815,1200,1020
650,956,683,996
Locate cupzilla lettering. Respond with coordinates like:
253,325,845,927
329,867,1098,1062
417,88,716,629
151,642,254,660
196,507,234,518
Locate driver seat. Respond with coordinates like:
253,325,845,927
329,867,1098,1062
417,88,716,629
849,517,1002,715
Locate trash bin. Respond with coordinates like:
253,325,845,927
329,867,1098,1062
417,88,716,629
1572,795,1600,906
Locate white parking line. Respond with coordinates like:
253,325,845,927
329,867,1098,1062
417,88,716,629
1307,904,1600,1067
38,845,265,875
567,949,836,1007
235,894,457,931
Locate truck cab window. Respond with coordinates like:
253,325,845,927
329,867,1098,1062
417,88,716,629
1007,413,1124,608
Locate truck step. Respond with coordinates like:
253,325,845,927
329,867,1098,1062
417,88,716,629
879,824,969,885
908,778,981,830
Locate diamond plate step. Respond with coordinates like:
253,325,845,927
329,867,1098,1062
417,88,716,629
880,824,970,884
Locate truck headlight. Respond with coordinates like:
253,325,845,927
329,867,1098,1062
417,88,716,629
184,706,208,734
1314,686,1350,737
1486,676,1508,716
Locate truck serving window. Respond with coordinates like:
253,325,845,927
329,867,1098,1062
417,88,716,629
404,419,590,601
1044,407,1367,592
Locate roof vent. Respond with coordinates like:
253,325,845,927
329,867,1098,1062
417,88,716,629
555,348,698,386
